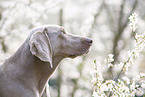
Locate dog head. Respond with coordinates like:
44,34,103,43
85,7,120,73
29,25,92,68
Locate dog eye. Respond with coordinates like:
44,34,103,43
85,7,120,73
60,31,66,35
60,28,66,35
61,31,64,34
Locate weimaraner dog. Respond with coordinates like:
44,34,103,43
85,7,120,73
0,25,92,97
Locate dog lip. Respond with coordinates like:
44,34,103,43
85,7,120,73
69,49,90,58
85,50,89,54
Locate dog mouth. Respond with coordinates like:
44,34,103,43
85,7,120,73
68,40,92,58
69,49,90,58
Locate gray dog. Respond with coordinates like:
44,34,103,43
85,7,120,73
0,25,92,97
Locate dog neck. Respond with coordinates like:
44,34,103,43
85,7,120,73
3,39,64,96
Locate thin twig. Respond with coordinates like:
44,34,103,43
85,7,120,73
113,0,127,64
108,0,127,80
92,0,105,28
113,0,138,81
104,2,115,33
114,57,131,81
109,0,138,80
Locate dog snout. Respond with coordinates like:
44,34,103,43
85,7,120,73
85,38,93,46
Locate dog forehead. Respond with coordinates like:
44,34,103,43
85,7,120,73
47,26,61,32
46,25,65,33
29,25,64,38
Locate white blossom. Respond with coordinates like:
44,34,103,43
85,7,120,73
129,12,138,32
135,75,140,81
130,81,136,92
101,83,108,91
140,73,145,78
104,54,114,63
118,62,124,68
108,63,113,68
122,76,130,84
141,83,145,88
108,54,114,63
91,13,145,97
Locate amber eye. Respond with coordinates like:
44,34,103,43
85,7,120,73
60,28,66,34
61,31,65,34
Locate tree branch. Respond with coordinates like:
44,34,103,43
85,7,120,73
112,0,138,81
108,0,138,80
92,0,105,28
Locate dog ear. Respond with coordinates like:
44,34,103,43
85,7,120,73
29,28,53,68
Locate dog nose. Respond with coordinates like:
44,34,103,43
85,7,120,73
85,38,93,45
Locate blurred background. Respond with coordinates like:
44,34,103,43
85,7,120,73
0,0,145,97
